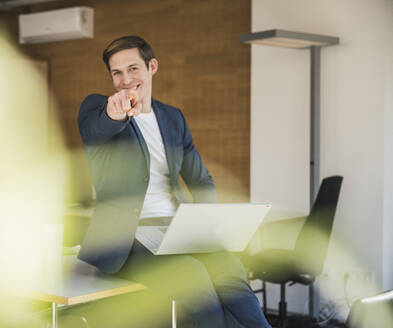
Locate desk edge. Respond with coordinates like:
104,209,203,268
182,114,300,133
31,283,147,305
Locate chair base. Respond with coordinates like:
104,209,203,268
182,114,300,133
265,312,345,328
265,312,309,328
253,280,315,317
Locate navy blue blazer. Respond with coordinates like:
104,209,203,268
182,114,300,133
77,94,217,273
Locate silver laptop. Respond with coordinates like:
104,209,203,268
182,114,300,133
135,203,271,255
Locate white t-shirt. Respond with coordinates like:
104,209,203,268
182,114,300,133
134,109,177,219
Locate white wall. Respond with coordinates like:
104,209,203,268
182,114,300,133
250,0,393,317
383,5,393,289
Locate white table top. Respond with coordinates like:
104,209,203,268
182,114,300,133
31,256,146,305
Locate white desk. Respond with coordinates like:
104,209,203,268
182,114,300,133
31,256,146,328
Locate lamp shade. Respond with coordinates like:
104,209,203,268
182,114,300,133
239,29,339,49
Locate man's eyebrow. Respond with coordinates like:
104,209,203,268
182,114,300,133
110,64,138,73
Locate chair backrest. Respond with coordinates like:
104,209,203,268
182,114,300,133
294,175,343,276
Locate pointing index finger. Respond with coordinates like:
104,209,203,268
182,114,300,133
128,86,138,108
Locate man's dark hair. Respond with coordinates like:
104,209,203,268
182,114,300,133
102,35,155,71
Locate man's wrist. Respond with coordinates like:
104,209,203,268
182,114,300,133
105,107,127,123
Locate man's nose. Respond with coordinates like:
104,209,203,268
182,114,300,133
123,73,133,85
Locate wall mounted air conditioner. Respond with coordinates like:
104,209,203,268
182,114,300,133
18,6,94,44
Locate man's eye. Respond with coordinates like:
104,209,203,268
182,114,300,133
113,72,120,76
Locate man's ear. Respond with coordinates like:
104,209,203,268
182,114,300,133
149,58,158,75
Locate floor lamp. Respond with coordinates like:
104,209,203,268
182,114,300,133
239,29,339,205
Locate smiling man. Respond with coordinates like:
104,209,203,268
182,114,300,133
78,35,271,328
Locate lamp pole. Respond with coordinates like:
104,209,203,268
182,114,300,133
310,46,321,205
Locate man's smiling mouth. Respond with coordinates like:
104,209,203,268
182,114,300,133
122,83,141,91
132,83,141,91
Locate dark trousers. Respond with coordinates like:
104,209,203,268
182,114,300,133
116,240,272,328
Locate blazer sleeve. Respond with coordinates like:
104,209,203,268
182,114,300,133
78,94,127,145
178,110,217,203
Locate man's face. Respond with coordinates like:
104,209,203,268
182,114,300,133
108,48,158,102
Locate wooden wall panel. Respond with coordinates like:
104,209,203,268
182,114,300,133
2,0,251,202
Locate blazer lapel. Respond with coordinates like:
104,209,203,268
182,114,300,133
152,99,175,179
129,117,150,170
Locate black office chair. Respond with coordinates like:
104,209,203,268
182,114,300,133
245,175,343,327
346,289,393,328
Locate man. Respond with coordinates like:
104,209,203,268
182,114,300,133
78,35,271,328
